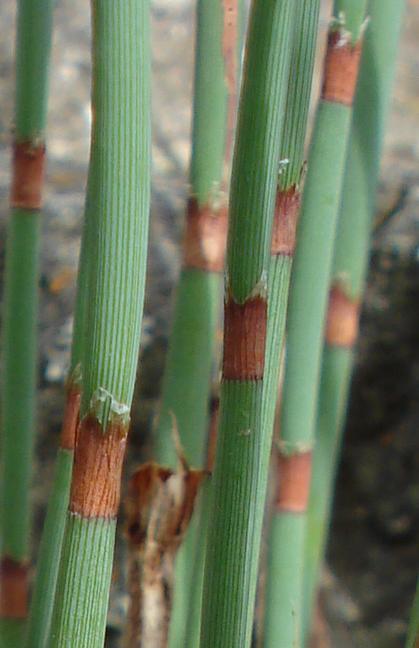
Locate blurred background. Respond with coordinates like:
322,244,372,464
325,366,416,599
0,0,418,646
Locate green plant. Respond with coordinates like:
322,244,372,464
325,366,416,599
303,0,406,639
151,1,243,643
199,1,296,645
0,0,54,644
48,0,151,645
263,0,321,642
268,1,367,644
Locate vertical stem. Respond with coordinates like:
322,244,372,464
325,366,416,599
200,2,295,646
153,1,243,644
270,2,367,646
25,384,80,648
263,0,321,642
49,1,151,646
303,0,406,638
26,93,95,644
155,0,237,471
0,0,54,643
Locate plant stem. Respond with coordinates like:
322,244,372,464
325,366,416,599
25,93,97,645
406,577,419,648
155,0,237,470
49,1,151,645
303,0,406,639
153,1,243,644
24,383,80,648
0,0,54,643
199,2,295,646
263,0,321,642
269,2,367,646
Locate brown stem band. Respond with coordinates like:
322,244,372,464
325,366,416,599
183,198,228,273
223,295,267,381
10,141,46,210
325,283,360,348
321,31,362,106
69,416,128,518
0,557,28,619
60,386,81,451
271,186,301,256
276,451,312,513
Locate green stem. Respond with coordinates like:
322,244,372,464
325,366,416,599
406,577,419,648
263,0,321,642
155,1,244,644
200,2,295,646
49,1,151,646
303,0,406,639
24,449,74,648
270,2,367,646
0,0,54,641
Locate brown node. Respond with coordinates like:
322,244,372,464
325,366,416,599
223,295,267,381
325,283,360,348
276,451,312,513
70,416,128,518
321,30,362,106
183,197,228,273
0,557,28,619
60,386,81,450
10,141,46,210
271,186,301,256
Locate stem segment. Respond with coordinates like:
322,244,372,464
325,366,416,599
303,0,406,638
200,2,295,646
154,1,243,644
49,1,151,645
270,2,367,645
0,0,54,642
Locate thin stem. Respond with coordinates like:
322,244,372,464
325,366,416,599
263,0,321,642
270,2,368,645
0,0,54,642
49,0,151,645
154,1,243,644
25,386,80,648
200,2,295,646
303,0,406,638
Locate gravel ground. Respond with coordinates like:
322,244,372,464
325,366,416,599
0,1,418,646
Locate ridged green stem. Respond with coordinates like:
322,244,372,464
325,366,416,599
50,516,115,647
0,0,53,643
200,2,295,646
156,1,236,644
49,1,151,646
0,0,53,558
270,3,367,646
303,0,406,638
25,450,73,648
0,215,41,560
263,0,321,643
183,479,212,648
